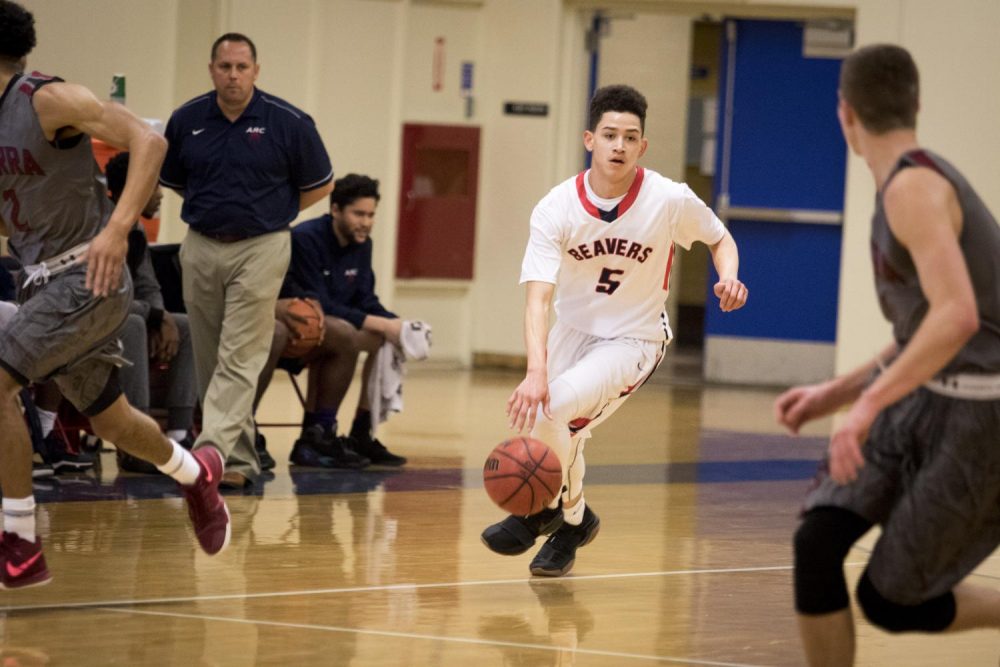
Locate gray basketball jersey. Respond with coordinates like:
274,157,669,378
871,149,1000,373
0,72,110,266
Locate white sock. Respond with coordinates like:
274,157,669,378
37,409,56,438
2,496,36,542
156,440,201,486
563,497,586,526
166,429,187,443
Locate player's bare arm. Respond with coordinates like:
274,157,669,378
32,82,166,297
300,181,334,210
362,314,402,346
774,341,897,435
707,230,748,312
827,167,976,484
508,281,554,433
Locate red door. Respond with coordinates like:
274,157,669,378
396,124,480,279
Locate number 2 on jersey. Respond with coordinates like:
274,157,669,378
1,189,28,231
595,267,624,295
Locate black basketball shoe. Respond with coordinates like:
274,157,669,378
289,425,369,470
349,432,407,466
481,503,564,556
255,430,276,471
529,505,600,577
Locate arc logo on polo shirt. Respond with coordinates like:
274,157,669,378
246,127,266,135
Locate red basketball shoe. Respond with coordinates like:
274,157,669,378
0,532,51,589
181,445,231,555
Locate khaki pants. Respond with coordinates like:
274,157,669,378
180,229,290,479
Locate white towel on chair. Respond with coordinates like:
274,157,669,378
365,320,432,432
367,342,403,430
399,320,432,361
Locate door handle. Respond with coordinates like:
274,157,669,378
719,205,842,225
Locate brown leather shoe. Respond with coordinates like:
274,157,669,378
219,471,252,489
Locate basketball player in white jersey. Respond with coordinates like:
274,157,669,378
482,85,748,576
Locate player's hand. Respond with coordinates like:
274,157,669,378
774,382,838,434
383,317,403,347
507,369,551,433
152,312,180,363
85,226,128,297
276,298,323,338
713,278,748,312
304,298,326,341
828,401,876,485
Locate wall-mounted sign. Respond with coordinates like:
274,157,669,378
503,102,549,117
460,61,474,97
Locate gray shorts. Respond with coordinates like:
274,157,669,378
805,386,1000,604
0,265,132,415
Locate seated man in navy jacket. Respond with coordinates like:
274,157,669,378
263,173,407,468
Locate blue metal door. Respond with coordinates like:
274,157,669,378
705,19,848,383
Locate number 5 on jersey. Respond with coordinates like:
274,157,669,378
596,267,624,295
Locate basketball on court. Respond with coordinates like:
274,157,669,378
483,437,562,516
282,299,324,358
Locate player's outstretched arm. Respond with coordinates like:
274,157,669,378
32,82,166,296
707,231,748,312
774,342,896,435
822,168,977,485
507,281,554,433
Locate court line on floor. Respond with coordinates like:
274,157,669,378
0,562,867,613
96,606,765,667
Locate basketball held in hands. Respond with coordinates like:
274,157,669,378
282,299,324,358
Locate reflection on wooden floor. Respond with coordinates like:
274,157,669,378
2,368,998,665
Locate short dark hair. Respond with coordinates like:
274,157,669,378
588,85,647,133
330,174,380,209
840,44,919,134
0,0,35,63
104,151,129,202
211,32,257,62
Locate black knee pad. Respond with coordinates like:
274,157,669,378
856,570,956,633
82,366,123,417
794,507,871,615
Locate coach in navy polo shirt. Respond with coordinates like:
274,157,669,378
160,32,333,488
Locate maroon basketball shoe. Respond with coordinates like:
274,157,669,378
181,445,231,555
0,532,51,589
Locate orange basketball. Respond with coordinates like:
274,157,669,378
483,437,562,516
282,299,324,358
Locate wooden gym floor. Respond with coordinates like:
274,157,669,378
1,363,998,665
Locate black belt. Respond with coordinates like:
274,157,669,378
197,229,253,243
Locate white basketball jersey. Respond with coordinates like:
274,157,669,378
520,167,726,340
